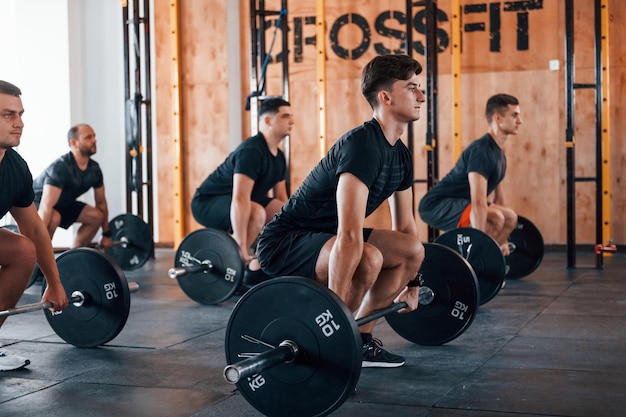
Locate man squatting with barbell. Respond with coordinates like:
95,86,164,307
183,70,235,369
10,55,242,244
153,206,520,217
0,80,68,371
418,93,521,256
33,123,113,251
256,54,426,368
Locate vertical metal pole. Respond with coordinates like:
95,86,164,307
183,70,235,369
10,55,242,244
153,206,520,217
170,0,185,246
132,0,144,218
281,0,291,195
425,0,439,242
594,0,603,266
249,0,259,135
316,0,326,160
405,0,416,215
599,0,611,251
142,0,154,241
450,0,462,162
564,0,576,268
122,1,132,212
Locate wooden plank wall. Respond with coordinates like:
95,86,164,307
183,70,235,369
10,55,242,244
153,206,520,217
153,0,625,247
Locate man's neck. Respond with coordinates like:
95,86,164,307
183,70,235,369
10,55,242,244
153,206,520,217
373,113,406,145
259,129,283,155
71,150,90,170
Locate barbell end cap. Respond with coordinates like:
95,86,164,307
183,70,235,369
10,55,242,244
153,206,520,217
167,268,179,279
223,366,241,384
128,282,140,293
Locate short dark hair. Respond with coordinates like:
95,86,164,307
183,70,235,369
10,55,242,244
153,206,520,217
485,94,519,122
259,97,290,117
0,80,22,97
360,54,423,109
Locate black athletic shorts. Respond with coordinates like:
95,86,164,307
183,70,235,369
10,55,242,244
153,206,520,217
191,194,273,232
34,200,86,229
257,222,373,279
57,201,87,229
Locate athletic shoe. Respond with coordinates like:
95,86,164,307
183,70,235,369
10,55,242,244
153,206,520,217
242,265,272,287
0,349,30,371
362,336,405,368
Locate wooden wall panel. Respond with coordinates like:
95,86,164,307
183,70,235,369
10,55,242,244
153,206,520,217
152,0,626,246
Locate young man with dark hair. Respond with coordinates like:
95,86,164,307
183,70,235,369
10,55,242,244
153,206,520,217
191,97,292,280
256,55,426,368
0,80,68,371
419,93,521,255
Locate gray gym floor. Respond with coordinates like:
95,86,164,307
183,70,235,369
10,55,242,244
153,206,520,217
1,247,625,417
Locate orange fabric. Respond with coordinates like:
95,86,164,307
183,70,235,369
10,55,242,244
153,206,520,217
457,204,472,227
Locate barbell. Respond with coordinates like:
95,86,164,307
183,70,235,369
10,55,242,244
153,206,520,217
167,228,245,305
1,248,138,348
434,215,544,304
28,213,154,288
222,242,480,417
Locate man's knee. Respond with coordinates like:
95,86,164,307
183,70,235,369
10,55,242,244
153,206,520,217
249,204,266,232
357,244,384,287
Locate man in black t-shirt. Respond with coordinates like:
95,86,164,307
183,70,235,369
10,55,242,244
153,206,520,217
191,97,291,275
33,124,112,249
257,54,426,368
0,80,68,371
419,94,521,255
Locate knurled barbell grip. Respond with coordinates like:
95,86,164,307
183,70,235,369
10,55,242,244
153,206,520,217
167,262,212,279
0,281,140,317
355,286,434,327
224,340,299,384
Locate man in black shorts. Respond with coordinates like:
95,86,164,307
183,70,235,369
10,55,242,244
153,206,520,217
0,80,68,371
418,94,521,255
191,97,291,282
257,55,426,368
33,124,112,249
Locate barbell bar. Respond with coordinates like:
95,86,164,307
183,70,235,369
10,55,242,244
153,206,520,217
224,286,435,384
223,243,480,417
434,227,506,305
168,228,244,305
506,215,544,279
434,215,545,303
2,248,138,348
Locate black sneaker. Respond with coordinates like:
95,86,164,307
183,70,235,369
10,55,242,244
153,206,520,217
362,337,405,368
242,265,272,287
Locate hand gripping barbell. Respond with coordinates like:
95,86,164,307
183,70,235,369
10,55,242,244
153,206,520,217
1,248,138,348
222,242,481,417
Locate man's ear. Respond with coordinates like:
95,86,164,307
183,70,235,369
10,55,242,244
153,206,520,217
377,90,391,106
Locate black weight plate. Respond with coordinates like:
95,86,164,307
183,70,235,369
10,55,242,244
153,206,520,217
27,265,44,288
225,277,361,417
386,243,479,346
42,248,131,348
435,228,506,305
174,228,243,305
506,216,544,279
106,214,153,270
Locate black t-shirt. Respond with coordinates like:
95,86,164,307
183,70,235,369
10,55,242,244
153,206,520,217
32,152,104,208
273,118,414,233
193,133,287,203
0,148,35,217
418,133,506,221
